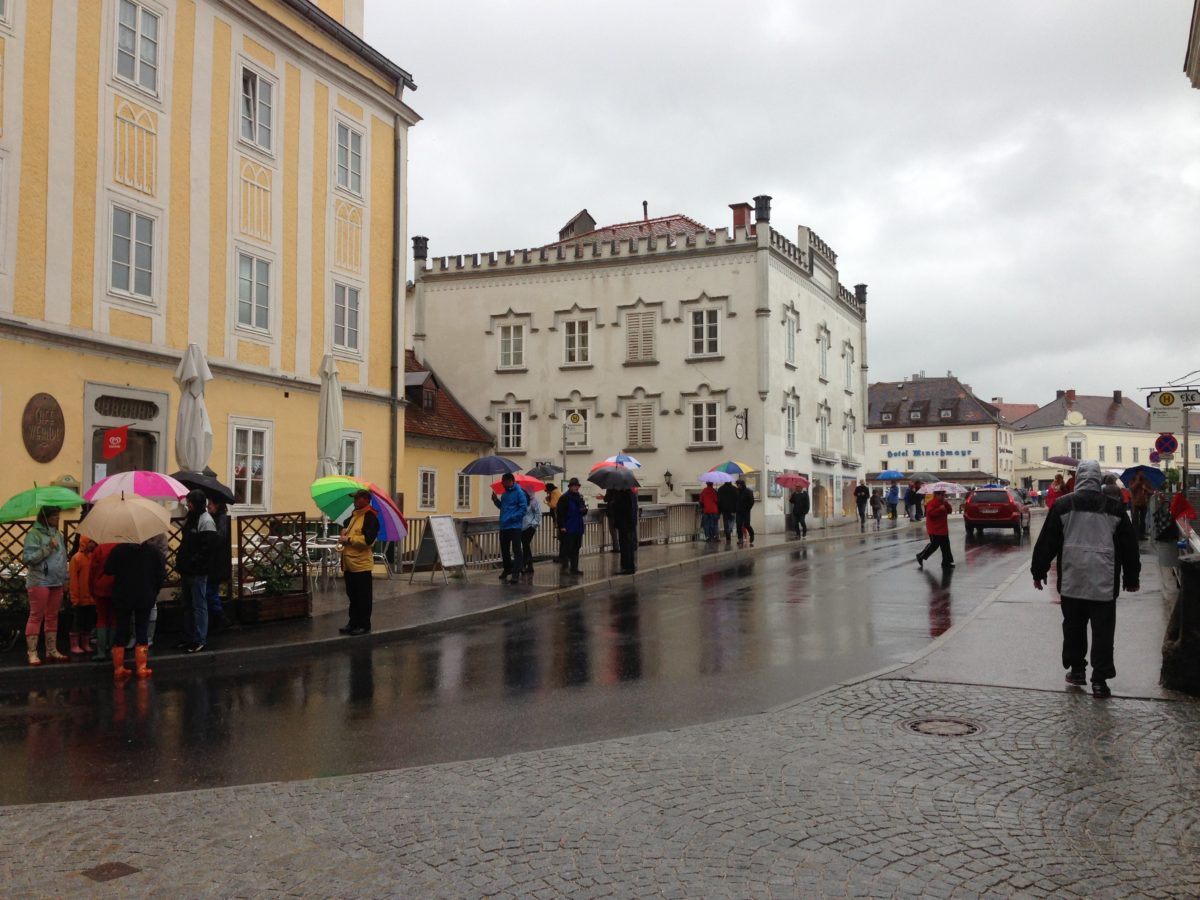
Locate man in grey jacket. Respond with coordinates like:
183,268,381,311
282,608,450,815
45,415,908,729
1031,460,1140,698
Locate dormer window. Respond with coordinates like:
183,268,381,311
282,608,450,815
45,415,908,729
423,389,436,410
881,412,893,422
909,411,921,420
939,409,952,419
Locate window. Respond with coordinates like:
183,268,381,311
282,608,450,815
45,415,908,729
845,415,857,453
881,461,889,470
818,408,830,450
625,401,654,449
1021,448,1028,463
971,459,980,470
499,410,523,451
336,122,362,194
690,401,718,445
1069,440,1082,459
240,68,273,151
116,0,159,94
939,409,952,419
909,410,921,421
338,436,358,477
455,473,472,512
881,412,893,423
844,344,854,387
690,309,720,356
110,205,154,299
818,329,830,378
237,252,270,330
785,402,797,451
1098,445,1106,462
880,434,889,446
625,310,656,362
906,433,915,445
418,469,437,511
906,460,914,471
333,283,360,350
938,432,948,443
422,389,436,410
970,431,980,443
563,408,589,448
563,319,590,364
498,324,524,369
785,315,797,365
0,0,8,22
1042,446,1049,461
232,424,268,507
939,459,948,471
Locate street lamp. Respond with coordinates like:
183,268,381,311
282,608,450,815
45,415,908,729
663,470,673,493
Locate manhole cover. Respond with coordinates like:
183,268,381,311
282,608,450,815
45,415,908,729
899,715,985,737
81,862,140,883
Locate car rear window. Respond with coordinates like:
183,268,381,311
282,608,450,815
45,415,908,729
972,491,1009,503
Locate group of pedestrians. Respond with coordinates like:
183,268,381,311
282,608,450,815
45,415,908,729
489,475,602,581
21,491,230,676
697,480,756,546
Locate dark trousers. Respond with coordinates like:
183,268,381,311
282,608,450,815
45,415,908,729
561,532,582,572
794,513,807,536
1061,596,1116,681
499,528,523,576
857,501,867,525
73,604,97,634
520,527,536,572
607,521,621,553
736,513,754,544
1132,505,1148,538
721,512,736,539
918,533,953,566
113,602,151,646
344,570,373,629
619,524,637,572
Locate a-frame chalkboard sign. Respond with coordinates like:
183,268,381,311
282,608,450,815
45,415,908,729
409,515,468,584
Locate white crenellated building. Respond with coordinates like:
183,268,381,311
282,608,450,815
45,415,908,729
407,197,871,532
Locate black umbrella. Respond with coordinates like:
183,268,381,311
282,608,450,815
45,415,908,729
526,463,564,480
587,467,640,490
170,470,235,503
460,455,522,476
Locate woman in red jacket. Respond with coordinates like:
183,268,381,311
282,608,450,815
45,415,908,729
915,489,955,569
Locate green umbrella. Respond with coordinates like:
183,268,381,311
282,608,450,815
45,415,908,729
0,484,85,523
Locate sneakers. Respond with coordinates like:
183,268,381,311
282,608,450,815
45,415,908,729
915,554,924,570
1065,668,1087,686
1092,680,1111,699
184,642,206,654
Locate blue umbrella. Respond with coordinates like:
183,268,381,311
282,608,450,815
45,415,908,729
876,470,906,481
1120,465,1166,489
460,454,522,476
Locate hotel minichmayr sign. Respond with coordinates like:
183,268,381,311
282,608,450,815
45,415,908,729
886,449,976,458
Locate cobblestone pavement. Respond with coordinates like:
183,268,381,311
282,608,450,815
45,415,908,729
3,678,1198,897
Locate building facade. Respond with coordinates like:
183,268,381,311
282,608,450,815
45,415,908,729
0,0,418,513
408,197,871,532
866,374,1015,486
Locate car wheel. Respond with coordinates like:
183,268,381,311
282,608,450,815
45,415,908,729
1013,524,1022,538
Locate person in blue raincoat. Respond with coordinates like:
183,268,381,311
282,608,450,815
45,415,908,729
492,473,531,584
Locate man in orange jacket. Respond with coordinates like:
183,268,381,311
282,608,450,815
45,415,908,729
915,489,955,569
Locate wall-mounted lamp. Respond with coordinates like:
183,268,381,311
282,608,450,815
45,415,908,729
663,470,674,492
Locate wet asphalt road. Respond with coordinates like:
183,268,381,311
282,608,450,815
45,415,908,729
0,520,1035,806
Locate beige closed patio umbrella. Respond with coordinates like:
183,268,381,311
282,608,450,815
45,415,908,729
174,343,214,473
316,354,344,479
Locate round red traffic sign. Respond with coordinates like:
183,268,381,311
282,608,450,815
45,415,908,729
1154,433,1179,454
1149,451,1161,463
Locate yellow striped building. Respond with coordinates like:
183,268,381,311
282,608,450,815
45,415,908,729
0,0,418,514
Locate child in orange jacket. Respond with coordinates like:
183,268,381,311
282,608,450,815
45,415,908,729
68,536,97,656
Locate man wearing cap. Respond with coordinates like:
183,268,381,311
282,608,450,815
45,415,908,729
556,478,588,575
915,488,954,569
339,490,379,636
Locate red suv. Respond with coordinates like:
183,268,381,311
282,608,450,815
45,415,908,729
963,486,1030,539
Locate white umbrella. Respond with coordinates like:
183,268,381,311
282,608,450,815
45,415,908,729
79,493,172,544
316,354,344,479
174,343,214,473
698,470,735,484
918,481,968,495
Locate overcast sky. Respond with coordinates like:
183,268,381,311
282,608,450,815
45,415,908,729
367,1,1200,409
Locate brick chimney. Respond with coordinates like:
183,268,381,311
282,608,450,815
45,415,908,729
729,202,753,232
1065,389,1076,403
1113,390,1122,404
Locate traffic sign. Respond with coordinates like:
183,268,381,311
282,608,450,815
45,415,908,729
1149,451,1161,463
1155,433,1179,454
1148,390,1200,408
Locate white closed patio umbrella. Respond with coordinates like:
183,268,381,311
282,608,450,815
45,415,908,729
174,343,214,473
316,353,344,479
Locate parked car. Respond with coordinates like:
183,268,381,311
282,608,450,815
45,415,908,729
963,486,1030,538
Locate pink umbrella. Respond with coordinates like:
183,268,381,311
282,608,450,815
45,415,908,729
84,470,189,502
775,474,809,489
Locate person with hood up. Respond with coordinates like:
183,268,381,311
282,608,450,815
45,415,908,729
68,534,98,657
716,480,738,544
914,489,954,569
22,507,69,666
734,479,756,547
1032,460,1139,699
176,489,217,653
885,484,899,520
790,486,810,538
519,489,542,575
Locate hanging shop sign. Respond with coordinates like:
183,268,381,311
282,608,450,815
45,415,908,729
22,393,66,463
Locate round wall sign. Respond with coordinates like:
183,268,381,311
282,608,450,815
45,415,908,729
21,393,66,463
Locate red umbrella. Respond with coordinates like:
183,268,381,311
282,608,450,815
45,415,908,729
775,473,809,489
490,473,547,495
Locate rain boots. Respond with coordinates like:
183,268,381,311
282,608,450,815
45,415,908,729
134,645,152,679
92,627,110,661
112,645,131,681
43,632,68,663
25,635,41,667
69,632,84,656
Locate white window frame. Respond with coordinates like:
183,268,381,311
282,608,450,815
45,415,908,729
562,406,591,450
229,416,272,511
817,406,830,450
880,434,889,446
498,409,524,451
115,0,161,97
843,343,854,388
906,460,914,471
970,431,980,443
1098,445,1106,462
689,401,719,447
332,281,361,353
881,412,893,423
625,400,654,450
845,414,857,454
338,431,360,477
235,249,272,334
785,402,797,451
939,409,952,419
625,310,657,363
939,459,948,471
938,432,948,444
109,202,156,303
239,64,275,155
418,468,437,511
498,323,525,369
563,318,590,365
909,410,922,421
1069,439,1083,459
455,473,473,512
818,328,831,379
784,313,798,366
335,120,364,196
1020,448,1028,463
971,459,980,470
689,308,720,357
906,433,915,445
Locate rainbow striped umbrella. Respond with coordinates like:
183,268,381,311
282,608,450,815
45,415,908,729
708,460,756,476
311,476,408,541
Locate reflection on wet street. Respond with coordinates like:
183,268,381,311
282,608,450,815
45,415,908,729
0,522,1034,805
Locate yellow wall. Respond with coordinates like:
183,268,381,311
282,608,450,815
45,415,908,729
403,444,491,518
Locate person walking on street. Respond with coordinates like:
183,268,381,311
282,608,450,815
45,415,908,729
176,489,217,653
22,507,69,666
106,539,166,680
915,489,954,569
607,487,639,574
1031,459,1140,698
1046,473,1065,510
68,535,97,657
699,483,720,542
869,489,884,529
716,480,738,545
492,474,529,584
1129,472,1151,539
790,486,810,538
520,490,541,575
339,490,380,633
734,479,756,546
911,482,925,521
557,478,588,575
886,484,899,520
854,481,870,530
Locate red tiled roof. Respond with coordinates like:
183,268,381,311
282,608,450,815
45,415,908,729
996,402,1039,424
546,214,709,247
404,351,493,446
